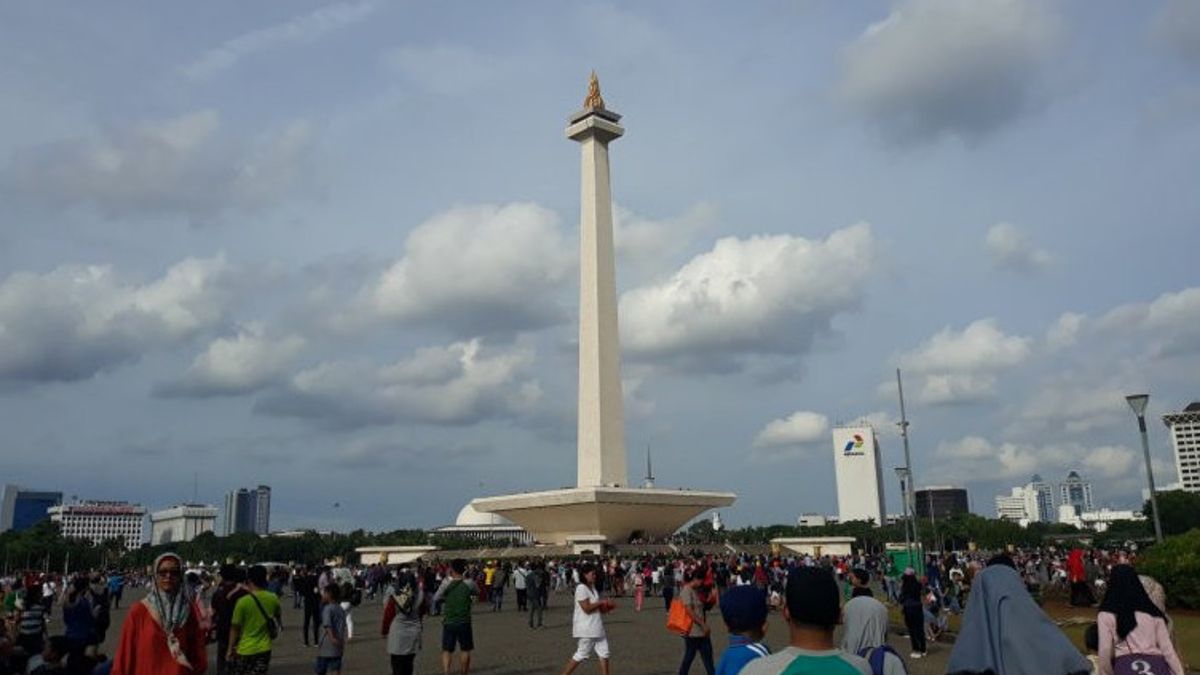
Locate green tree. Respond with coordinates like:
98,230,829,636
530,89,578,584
1145,490,1200,536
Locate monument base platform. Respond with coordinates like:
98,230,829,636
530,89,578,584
471,487,736,546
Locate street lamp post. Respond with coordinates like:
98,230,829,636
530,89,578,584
1126,394,1164,543
895,467,913,566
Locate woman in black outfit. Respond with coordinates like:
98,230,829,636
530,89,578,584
900,571,927,659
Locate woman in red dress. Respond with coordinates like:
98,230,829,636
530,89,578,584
112,553,208,675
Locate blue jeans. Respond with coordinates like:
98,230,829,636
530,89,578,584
679,636,714,674
315,656,343,674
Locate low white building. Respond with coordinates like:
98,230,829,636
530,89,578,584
772,536,856,557
49,501,146,550
797,513,829,528
995,488,1027,521
150,504,218,545
1058,505,1143,533
430,504,532,545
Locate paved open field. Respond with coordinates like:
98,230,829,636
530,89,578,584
91,588,956,674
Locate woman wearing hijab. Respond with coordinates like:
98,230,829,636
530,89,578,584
947,563,1091,675
898,570,926,660
840,595,907,674
382,571,426,675
1096,565,1184,675
1138,574,1184,667
1068,550,1095,607
112,553,208,675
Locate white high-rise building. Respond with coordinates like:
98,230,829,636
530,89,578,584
150,504,218,545
1058,471,1095,515
1163,402,1200,493
1023,475,1056,522
832,426,886,526
996,488,1027,521
49,501,146,550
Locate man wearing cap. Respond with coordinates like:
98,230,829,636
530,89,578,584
716,586,769,674
741,567,870,675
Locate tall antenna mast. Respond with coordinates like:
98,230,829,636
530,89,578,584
643,444,655,488
897,369,920,552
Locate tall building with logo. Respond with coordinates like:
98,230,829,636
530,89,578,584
223,485,271,535
48,501,145,550
1057,471,1094,515
832,426,886,526
1163,402,1200,493
150,504,218,545
1,485,62,533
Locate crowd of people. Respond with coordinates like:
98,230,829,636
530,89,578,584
0,544,1189,675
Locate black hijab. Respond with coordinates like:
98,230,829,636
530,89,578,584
900,573,922,602
1098,564,1165,640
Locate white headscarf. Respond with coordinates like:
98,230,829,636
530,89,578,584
840,596,890,655
147,553,193,633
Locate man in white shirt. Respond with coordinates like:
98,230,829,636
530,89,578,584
560,563,613,675
514,561,530,611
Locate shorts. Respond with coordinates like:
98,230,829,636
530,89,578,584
233,652,272,675
441,623,474,652
315,656,343,674
572,637,611,661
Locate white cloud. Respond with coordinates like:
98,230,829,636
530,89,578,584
932,436,1137,483
985,222,1053,273
364,203,573,335
613,203,716,285
1015,378,1127,434
620,223,875,370
255,338,541,429
156,323,305,397
839,0,1058,143
753,411,830,448
1096,287,1200,358
902,318,1030,372
2,111,314,222
1045,312,1086,350
899,318,1031,405
1151,0,1200,64
182,1,379,80
0,256,231,383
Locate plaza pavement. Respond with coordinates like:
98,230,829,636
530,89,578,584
96,589,955,674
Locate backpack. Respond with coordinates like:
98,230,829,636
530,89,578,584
392,584,415,616
857,645,907,675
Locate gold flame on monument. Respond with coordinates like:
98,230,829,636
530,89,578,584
584,70,605,110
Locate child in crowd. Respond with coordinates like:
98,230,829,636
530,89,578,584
716,586,769,675
316,584,347,675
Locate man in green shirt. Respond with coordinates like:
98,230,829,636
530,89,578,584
433,559,478,675
742,566,871,675
227,565,282,675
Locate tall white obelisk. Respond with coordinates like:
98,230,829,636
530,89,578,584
567,72,627,488
470,75,735,547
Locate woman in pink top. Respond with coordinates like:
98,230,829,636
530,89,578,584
1096,565,1184,675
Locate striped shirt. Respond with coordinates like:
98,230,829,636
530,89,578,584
19,604,46,635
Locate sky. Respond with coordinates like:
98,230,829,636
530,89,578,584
1,1,1198,533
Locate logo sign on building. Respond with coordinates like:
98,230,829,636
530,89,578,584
832,426,885,527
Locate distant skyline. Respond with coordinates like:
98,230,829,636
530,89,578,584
1,1,1198,531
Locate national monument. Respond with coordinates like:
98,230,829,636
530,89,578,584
471,75,736,548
